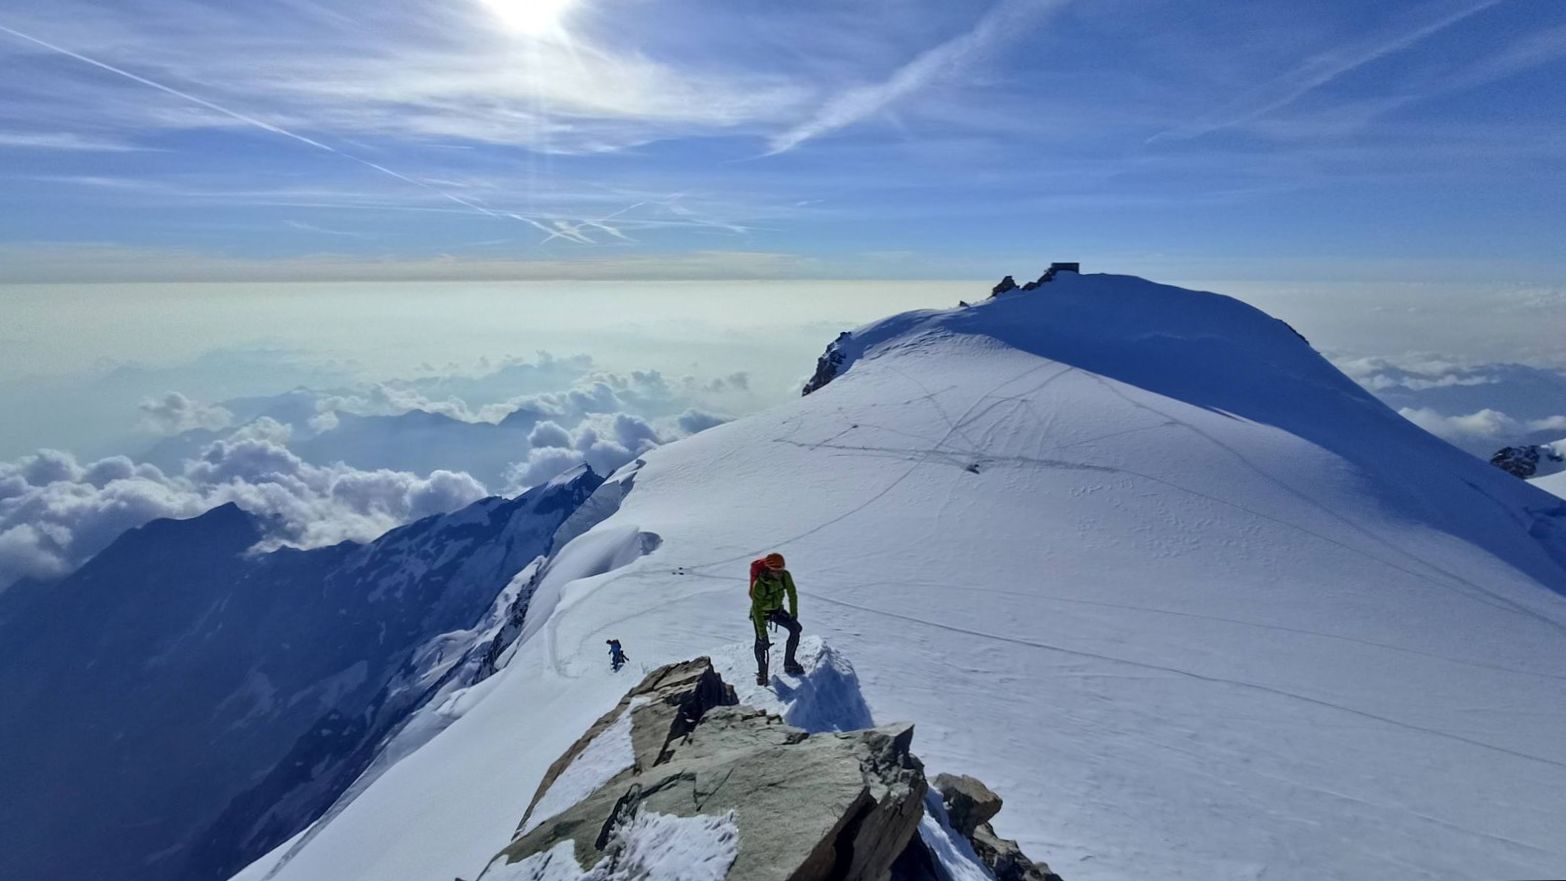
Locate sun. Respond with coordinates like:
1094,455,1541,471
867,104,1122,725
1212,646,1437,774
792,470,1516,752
479,0,579,37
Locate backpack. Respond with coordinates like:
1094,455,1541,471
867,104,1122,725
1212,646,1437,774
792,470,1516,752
748,558,767,598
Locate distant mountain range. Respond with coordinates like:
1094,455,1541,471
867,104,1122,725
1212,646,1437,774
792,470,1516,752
0,465,602,881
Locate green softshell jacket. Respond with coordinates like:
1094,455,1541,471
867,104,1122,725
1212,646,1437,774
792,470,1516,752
749,569,798,639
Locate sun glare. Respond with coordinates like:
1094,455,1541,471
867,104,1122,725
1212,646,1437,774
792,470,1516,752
479,0,579,37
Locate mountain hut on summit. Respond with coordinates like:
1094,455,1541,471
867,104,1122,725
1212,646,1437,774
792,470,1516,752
990,262,1080,297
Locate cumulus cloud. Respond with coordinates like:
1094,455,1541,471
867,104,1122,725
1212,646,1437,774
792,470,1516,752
314,384,489,423
507,447,588,490
0,359,745,590
1398,407,1566,444
228,417,294,445
300,367,742,491
274,360,750,442
0,440,487,591
527,421,574,449
505,411,673,491
138,391,235,435
0,523,72,584
676,410,730,435
1335,354,1566,456
697,372,751,393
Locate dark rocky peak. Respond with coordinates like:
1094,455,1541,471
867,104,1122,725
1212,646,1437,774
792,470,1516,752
991,263,1080,297
126,500,262,550
802,331,854,396
1490,444,1566,479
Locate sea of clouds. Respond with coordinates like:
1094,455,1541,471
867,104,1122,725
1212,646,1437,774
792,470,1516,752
7,347,1566,591
1332,355,1566,457
0,354,754,589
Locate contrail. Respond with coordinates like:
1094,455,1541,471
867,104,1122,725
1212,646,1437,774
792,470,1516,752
509,213,593,245
0,21,566,235
583,201,647,242
1148,0,1505,142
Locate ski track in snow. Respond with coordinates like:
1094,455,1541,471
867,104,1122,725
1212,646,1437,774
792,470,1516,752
801,590,1566,771
787,362,1562,636
1090,375,1566,630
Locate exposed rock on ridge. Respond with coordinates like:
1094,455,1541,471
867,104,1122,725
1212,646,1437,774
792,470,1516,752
1491,443,1566,479
802,332,853,396
476,657,1055,881
933,774,1062,881
991,263,1079,297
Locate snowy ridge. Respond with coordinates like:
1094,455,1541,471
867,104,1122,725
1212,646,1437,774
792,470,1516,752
237,274,1566,881
1532,468,1566,500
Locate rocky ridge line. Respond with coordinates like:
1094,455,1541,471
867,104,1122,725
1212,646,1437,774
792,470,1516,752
473,656,1058,881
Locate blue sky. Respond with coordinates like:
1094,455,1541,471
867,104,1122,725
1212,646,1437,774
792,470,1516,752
0,0,1563,281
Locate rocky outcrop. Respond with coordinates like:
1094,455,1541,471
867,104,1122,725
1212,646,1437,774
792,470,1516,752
479,658,931,881
994,263,1081,296
1491,444,1565,479
517,658,739,832
932,774,1061,881
803,332,853,396
930,774,1001,838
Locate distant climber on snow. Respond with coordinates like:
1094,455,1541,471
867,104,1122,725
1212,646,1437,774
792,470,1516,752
749,552,804,685
606,639,629,672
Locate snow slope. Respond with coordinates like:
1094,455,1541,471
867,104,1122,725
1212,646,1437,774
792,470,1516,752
237,274,1566,881
1533,468,1566,500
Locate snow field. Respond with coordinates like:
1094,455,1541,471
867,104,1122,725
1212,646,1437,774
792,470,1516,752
243,275,1566,881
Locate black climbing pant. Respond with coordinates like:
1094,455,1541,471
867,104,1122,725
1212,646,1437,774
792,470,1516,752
754,608,802,677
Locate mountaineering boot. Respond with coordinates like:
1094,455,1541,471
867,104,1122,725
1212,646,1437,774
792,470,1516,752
753,637,771,687
783,660,805,676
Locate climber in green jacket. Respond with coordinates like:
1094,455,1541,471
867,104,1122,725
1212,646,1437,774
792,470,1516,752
751,552,805,685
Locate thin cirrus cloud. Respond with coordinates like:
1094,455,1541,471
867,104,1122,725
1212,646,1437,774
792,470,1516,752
767,0,1075,155
0,19,632,240
0,0,1066,164
1150,0,1506,142
0,130,153,151
0,6,798,248
1,0,1565,279
0,2,806,153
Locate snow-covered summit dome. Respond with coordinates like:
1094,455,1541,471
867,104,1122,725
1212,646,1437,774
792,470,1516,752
241,273,1566,881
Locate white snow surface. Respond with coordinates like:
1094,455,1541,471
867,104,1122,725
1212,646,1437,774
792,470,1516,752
238,274,1566,881
522,696,640,835
915,791,997,881
482,810,739,881
708,636,874,732
1531,468,1566,500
